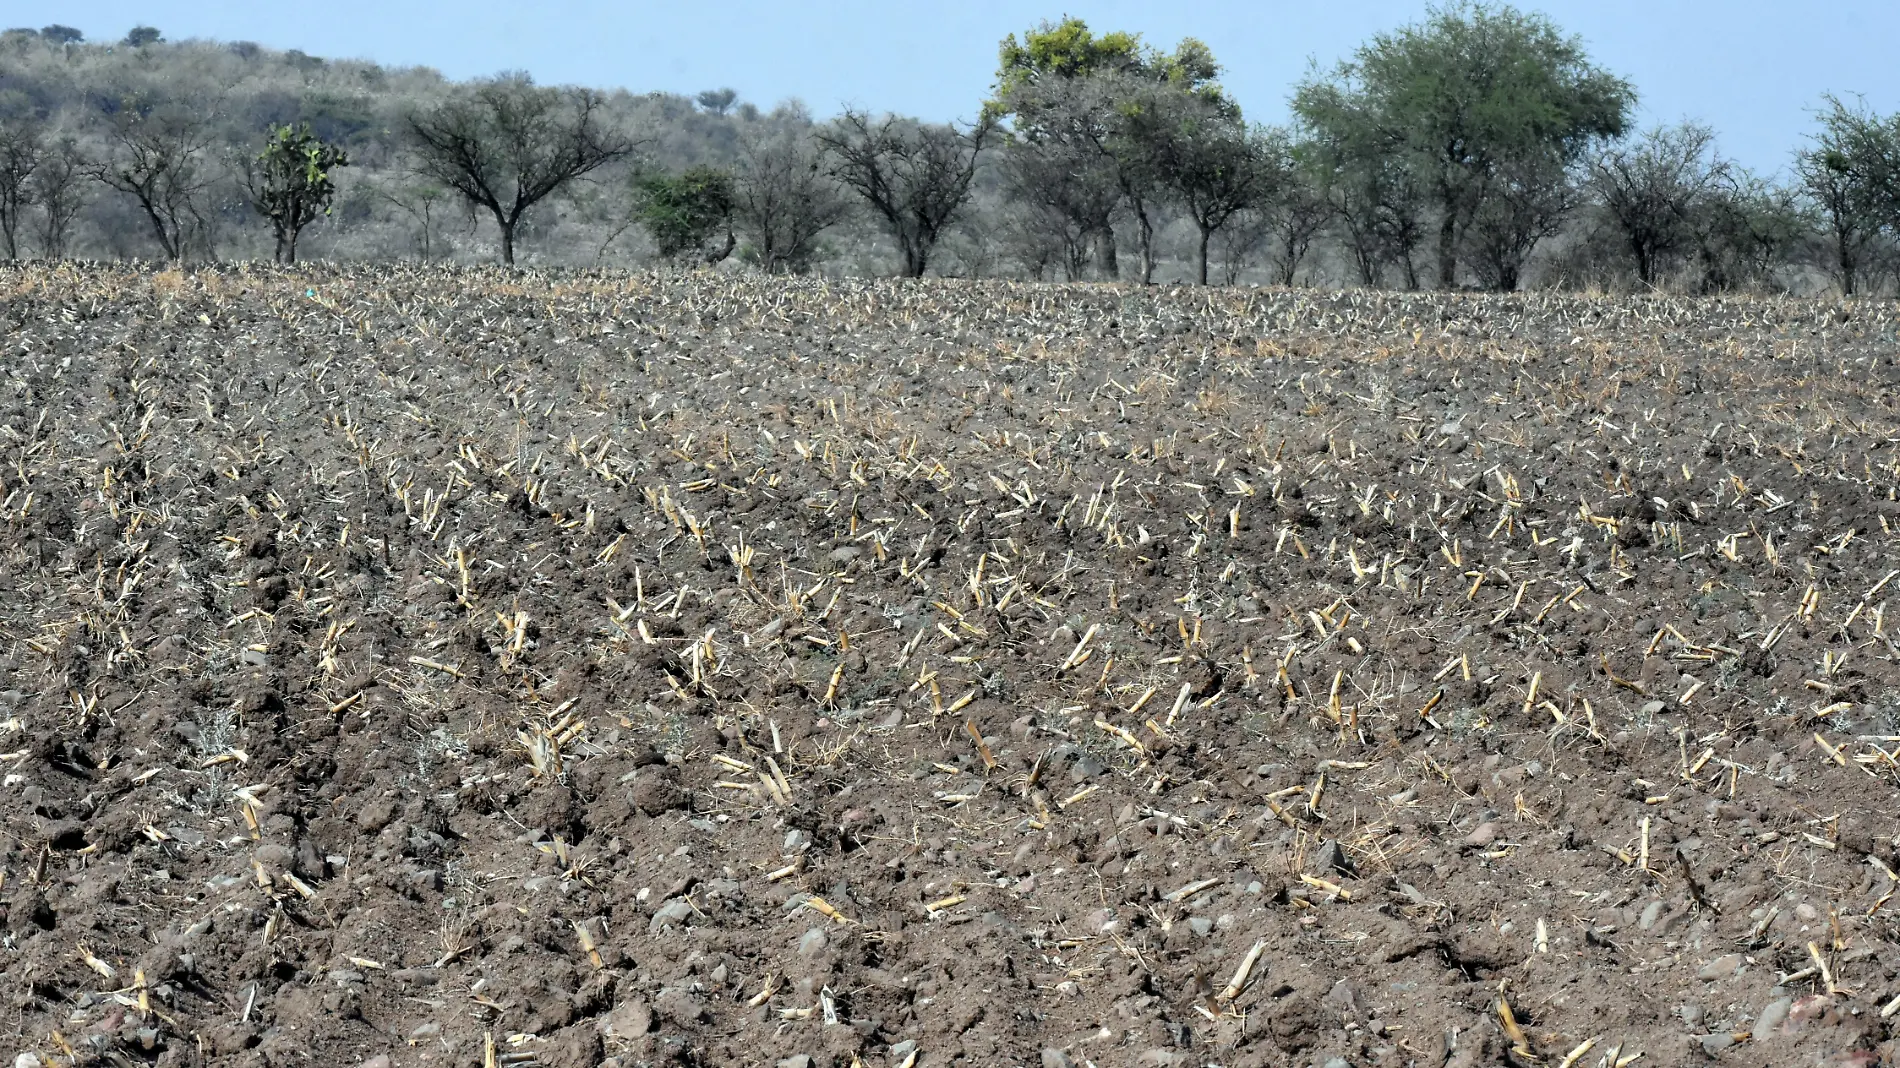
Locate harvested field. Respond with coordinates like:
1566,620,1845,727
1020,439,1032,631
3,265,1900,1068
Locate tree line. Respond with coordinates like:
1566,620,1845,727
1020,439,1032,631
3,8,1900,293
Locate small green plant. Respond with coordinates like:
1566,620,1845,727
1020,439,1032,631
632,166,736,263
244,122,349,263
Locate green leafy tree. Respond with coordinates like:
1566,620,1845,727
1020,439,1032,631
124,26,162,48
1295,2,1632,290
1152,105,1271,284
242,123,350,263
632,166,736,262
407,74,638,265
40,25,84,44
990,18,1232,281
1794,96,1900,295
695,88,738,116
1688,171,1809,293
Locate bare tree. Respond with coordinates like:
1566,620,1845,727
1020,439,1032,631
88,98,217,261
30,137,86,258
816,110,994,277
1588,123,1726,287
408,75,637,265
0,104,43,259
1259,132,1331,285
1463,154,1583,291
731,126,850,274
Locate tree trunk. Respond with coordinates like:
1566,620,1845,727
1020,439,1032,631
1837,229,1857,296
1632,241,1652,287
1093,224,1119,281
285,227,300,265
1436,209,1458,289
1132,199,1155,284
1197,226,1211,286
498,216,517,265
139,200,180,261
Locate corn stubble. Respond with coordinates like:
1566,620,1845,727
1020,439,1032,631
1,263,1898,1067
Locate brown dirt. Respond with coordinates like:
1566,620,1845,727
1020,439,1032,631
3,265,1900,1068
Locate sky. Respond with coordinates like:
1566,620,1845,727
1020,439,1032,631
27,1,1900,175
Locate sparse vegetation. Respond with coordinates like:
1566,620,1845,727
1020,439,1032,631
2,264,1897,1065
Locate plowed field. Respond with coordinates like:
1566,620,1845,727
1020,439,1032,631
3,266,1900,1068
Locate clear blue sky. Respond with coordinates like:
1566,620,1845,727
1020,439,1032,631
30,1,1900,174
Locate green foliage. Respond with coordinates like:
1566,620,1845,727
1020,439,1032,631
1795,95,1900,293
990,17,1231,124
42,25,84,44
1295,1,1633,289
695,88,738,116
632,166,735,261
246,122,349,262
124,26,162,48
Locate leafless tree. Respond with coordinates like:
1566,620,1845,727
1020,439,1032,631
731,126,850,274
0,107,43,259
1588,123,1727,287
816,109,994,277
408,74,638,265
30,137,87,258
1463,154,1583,291
87,98,218,261
1258,132,1331,285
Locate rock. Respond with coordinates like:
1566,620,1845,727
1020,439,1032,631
1794,902,1819,921
1322,1059,1354,1068
1697,1033,1735,1054
357,1058,392,1068
1314,839,1357,877
1463,822,1500,849
887,1041,917,1061
1137,1050,1188,1067
1785,993,1832,1032
1322,979,1360,1018
15,1055,45,1068
1697,954,1742,980
1083,908,1118,935
1679,1004,1704,1029
1186,916,1214,937
828,546,862,562
798,928,829,958
1637,900,1666,930
1753,997,1792,1036
776,1057,813,1068
648,899,694,933
1041,1050,1076,1068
